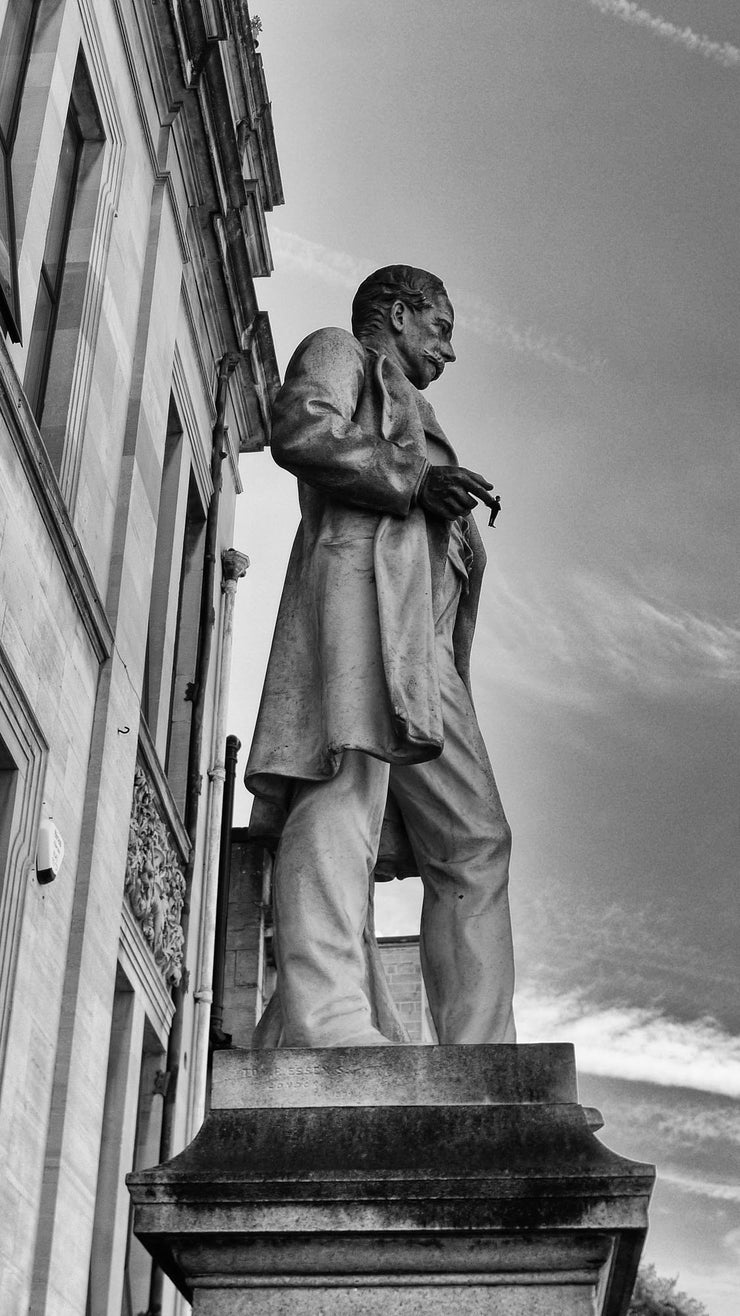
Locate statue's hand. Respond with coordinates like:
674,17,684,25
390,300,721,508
417,465,497,521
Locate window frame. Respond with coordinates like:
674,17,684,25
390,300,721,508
24,102,85,423
24,52,106,454
0,645,47,1074
0,0,41,341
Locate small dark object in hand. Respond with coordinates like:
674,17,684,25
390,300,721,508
488,495,502,528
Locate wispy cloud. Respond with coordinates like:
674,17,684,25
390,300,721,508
516,986,740,1097
269,228,604,376
454,297,607,378
479,567,740,702
660,1168,740,1203
514,896,738,1035
575,573,740,686
724,1228,740,1261
585,0,740,68
270,228,368,292
621,1096,740,1149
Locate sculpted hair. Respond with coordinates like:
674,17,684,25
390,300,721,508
351,265,449,339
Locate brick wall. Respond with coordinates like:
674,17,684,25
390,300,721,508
377,937,437,1043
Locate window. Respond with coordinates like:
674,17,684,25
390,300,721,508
165,471,206,810
0,738,18,901
142,404,187,742
86,968,166,1316
140,395,207,811
24,52,104,466
0,0,41,340
0,648,47,1073
24,102,84,418
122,1029,167,1315
0,734,19,1069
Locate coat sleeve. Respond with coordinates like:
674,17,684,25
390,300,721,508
270,328,429,516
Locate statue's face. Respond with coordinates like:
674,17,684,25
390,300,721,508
393,294,456,390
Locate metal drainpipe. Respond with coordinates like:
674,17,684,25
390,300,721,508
147,356,235,1316
210,732,242,1043
189,559,248,1136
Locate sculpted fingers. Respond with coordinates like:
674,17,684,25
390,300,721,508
457,468,497,510
417,465,493,520
458,467,493,493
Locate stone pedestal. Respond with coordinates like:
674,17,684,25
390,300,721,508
128,1044,654,1314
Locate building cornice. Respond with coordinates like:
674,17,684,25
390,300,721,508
162,0,284,442
115,0,284,449
229,1,284,210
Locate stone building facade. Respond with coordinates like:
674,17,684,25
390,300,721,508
0,3,282,1313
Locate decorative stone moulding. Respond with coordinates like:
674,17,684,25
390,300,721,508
125,765,187,987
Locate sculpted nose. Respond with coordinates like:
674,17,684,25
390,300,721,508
443,341,456,363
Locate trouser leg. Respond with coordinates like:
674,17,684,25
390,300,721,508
390,665,516,1044
272,749,392,1046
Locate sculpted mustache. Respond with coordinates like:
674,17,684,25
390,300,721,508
423,352,445,369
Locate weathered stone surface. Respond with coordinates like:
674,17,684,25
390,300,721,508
211,1041,578,1109
192,1282,604,1315
128,1044,654,1314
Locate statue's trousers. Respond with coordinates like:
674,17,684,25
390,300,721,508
271,556,515,1047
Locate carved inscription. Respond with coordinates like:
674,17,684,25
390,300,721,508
125,765,186,987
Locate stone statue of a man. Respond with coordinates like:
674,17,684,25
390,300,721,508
245,265,515,1047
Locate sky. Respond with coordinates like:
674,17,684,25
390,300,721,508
227,4,740,1310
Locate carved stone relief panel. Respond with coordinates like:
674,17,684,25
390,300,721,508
125,765,186,987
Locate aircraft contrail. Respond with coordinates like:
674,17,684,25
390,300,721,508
271,229,606,377
585,0,740,68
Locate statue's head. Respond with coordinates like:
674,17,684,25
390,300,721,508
351,265,455,390
351,266,448,338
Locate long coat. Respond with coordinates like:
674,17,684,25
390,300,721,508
244,327,487,872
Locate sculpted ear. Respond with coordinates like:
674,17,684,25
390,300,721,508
389,299,407,333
